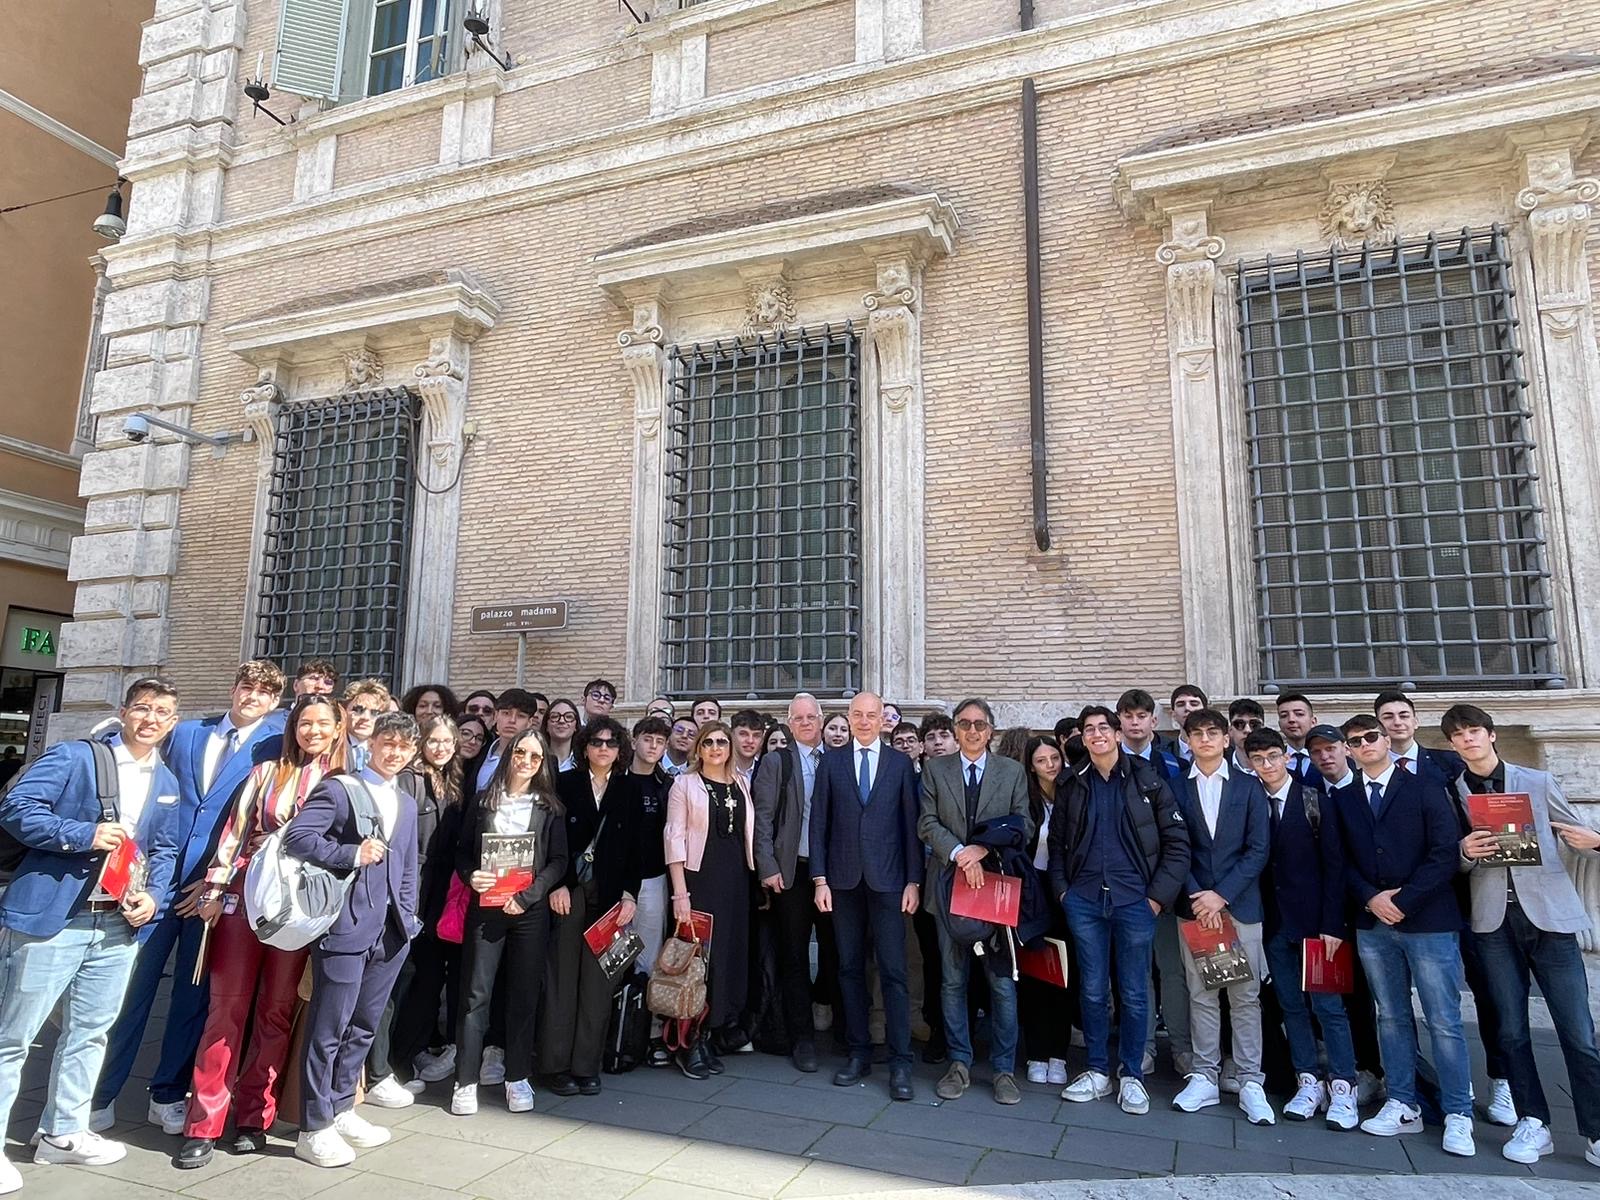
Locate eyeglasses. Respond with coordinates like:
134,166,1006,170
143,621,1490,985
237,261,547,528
1345,731,1386,748
127,703,177,720
1080,723,1114,736
1249,751,1286,766
701,737,730,748
589,738,618,749
548,712,577,723
348,705,377,717
955,719,991,732
1231,719,1263,731
586,691,615,704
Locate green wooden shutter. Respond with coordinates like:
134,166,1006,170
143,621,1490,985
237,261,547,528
274,0,352,102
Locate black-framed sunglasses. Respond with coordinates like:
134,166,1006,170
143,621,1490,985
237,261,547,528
701,736,731,748
1345,730,1385,748
1231,718,1263,731
589,738,618,749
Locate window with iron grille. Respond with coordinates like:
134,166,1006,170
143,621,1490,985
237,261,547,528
662,326,861,698
254,388,420,684
1236,226,1555,691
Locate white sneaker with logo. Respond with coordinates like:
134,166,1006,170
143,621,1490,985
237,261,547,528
332,1110,390,1149
1118,1076,1150,1115
1284,1073,1326,1121
506,1080,536,1113
1325,1079,1360,1131
1061,1070,1112,1103
296,1128,355,1168
1486,1077,1517,1127
1026,1061,1048,1084
1442,1113,1476,1157
1046,1058,1070,1086
451,1083,479,1116
1239,1081,1276,1126
365,1074,415,1109
1173,1074,1221,1113
1361,1099,1423,1136
34,1131,127,1166
147,1098,186,1136
479,1045,506,1085
1502,1116,1553,1164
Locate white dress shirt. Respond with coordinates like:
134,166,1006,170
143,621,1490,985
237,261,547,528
202,715,262,794
492,793,534,835
1190,758,1230,837
1267,779,1293,822
111,735,161,831
1033,799,1053,871
852,738,880,793
1362,762,1398,806
949,752,989,862
1391,745,1420,773
358,767,400,841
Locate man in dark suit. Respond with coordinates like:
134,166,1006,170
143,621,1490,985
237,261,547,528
93,660,285,1135
0,677,182,1186
1273,694,1322,785
284,712,421,1169
918,697,1032,1105
810,692,921,1100
1334,713,1474,1156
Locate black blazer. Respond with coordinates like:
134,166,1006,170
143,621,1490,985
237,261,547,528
454,791,568,913
1334,767,1462,933
555,768,640,908
1263,777,1346,941
808,743,920,892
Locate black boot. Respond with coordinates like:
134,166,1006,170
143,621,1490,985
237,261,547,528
175,1138,214,1169
676,1038,711,1080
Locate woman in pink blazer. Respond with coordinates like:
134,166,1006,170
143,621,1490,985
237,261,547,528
664,721,754,1079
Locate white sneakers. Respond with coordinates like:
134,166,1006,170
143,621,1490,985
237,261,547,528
365,1074,416,1109
479,1045,506,1085
451,1083,479,1116
1060,1070,1112,1103
87,1104,115,1134
506,1079,536,1113
1325,1079,1359,1131
1172,1074,1221,1113
296,1128,356,1169
1026,1061,1048,1084
1442,1113,1476,1157
1502,1116,1553,1164
147,1098,186,1136
1586,1136,1600,1168
332,1110,390,1149
0,1156,19,1195
414,1044,456,1083
1238,1081,1275,1126
1284,1073,1326,1121
1485,1077,1518,1127
1046,1058,1069,1086
34,1131,126,1166
1361,1099,1423,1137
1118,1076,1150,1116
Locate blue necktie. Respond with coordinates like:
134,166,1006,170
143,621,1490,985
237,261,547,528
858,747,872,805
1368,780,1383,812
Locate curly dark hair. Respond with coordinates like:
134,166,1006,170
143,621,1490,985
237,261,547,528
573,715,631,770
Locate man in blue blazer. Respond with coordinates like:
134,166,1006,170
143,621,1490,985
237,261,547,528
1334,713,1474,1156
0,677,182,1189
1169,709,1274,1125
810,692,921,1101
92,660,285,1136
285,711,421,1169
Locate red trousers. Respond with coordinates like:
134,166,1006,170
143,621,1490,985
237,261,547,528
184,899,308,1138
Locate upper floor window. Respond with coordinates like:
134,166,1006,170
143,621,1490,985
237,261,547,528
661,326,862,699
1236,226,1556,691
274,0,462,104
368,0,453,95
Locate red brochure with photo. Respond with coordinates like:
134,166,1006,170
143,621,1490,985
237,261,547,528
584,901,630,955
99,837,147,902
1301,937,1354,994
1017,936,1070,988
1466,792,1541,866
950,869,1021,927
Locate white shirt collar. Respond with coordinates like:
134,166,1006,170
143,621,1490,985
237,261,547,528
1269,779,1293,803
359,766,395,790
853,738,879,754
1393,744,1418,765
111,733,158,771
1363,762,1398,792
960,751,986,771
1328,769,1355,790
1189,757,1230,781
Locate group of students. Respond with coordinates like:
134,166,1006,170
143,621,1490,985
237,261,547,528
0,664,1597,1193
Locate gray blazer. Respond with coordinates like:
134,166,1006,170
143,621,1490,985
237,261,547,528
1456,762,1599,935
918,752,1032,915
752,740,816,889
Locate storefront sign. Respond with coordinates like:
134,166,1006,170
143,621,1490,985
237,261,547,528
26,675,57,762
1,609,66,671
470,601,569,634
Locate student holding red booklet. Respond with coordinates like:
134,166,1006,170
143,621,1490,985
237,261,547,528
1244,727,1360,1131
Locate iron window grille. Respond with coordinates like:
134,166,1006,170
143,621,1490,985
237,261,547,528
254,387,420,684
1236,226,1555,691
662,325,862,699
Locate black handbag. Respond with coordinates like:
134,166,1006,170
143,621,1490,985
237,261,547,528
603,967,651,1074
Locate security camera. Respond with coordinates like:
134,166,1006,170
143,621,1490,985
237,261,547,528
120,411,252,458
124,413,150,443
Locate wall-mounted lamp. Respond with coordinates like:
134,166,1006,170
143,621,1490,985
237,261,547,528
91,179,128,242
464,5,515,70
244,51,292,125
125,412,254,459
618,0,650,21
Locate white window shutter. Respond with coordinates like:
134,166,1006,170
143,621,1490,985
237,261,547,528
273,0,352,102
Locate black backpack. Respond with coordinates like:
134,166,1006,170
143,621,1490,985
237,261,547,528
0,740,120,872
603,967,651,1074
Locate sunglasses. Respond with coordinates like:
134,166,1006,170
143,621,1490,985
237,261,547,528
589,738,618,749
549,712,577,723
348,704,377,717
1345,731,1386,748
701,736,731,748
1231,718,1263,731
955,719,991,732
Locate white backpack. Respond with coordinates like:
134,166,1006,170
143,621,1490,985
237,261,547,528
243,775,382,951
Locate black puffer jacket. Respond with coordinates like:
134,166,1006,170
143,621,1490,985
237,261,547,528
1047,751,1189,911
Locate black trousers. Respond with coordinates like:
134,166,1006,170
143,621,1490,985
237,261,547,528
912,907,944,1038
1459,928,1509,1078
456,904,550,1086
833,883,913,1066
539,878,614,1078
389,929,462,1079
769,857,841,1044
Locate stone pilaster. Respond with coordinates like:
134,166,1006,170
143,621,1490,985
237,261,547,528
406,335,474,681
856,0,924,62
618,299,669,703
55,0,246,738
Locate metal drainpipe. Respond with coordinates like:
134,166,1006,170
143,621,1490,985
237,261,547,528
1020,0,1049,551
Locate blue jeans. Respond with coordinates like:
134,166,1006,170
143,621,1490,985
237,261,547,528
0,912,139,1136
1064,890,1156,1081
1478,902,1600,1138
94,906,210,1107
1264,930,1357,1083
1356,925,1470,1115
936,909,1018,1076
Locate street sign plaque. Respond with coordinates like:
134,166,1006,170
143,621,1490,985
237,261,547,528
470,601,569,634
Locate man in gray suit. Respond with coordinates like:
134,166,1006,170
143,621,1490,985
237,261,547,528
1446,704,1600,1169
752,692,835,1072
918,697,1032,1105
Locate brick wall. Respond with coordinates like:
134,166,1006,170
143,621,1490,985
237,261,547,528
705,0,855,98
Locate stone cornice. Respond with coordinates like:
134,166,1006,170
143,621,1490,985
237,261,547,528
100,0,1444,286
1115,66,1600,223
630,0,841,48
595,191,958,305
0,487,84,571
0,434,81,471
223,268,500,367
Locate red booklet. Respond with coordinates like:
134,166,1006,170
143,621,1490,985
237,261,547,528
1466,792,1542,866
479,833,536,908
676,909,714,947
1017,936,1069,988
98,837,147,902
584,901,630,955
1301,937,1354,994
950,869,1021,927
1179,914,1252,989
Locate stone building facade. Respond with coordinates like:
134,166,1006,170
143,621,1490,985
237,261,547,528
64,0,1600,926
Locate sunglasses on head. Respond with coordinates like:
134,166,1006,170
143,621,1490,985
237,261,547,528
1345,730,1386,748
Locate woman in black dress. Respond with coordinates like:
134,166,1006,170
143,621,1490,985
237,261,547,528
665,721,754,1078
